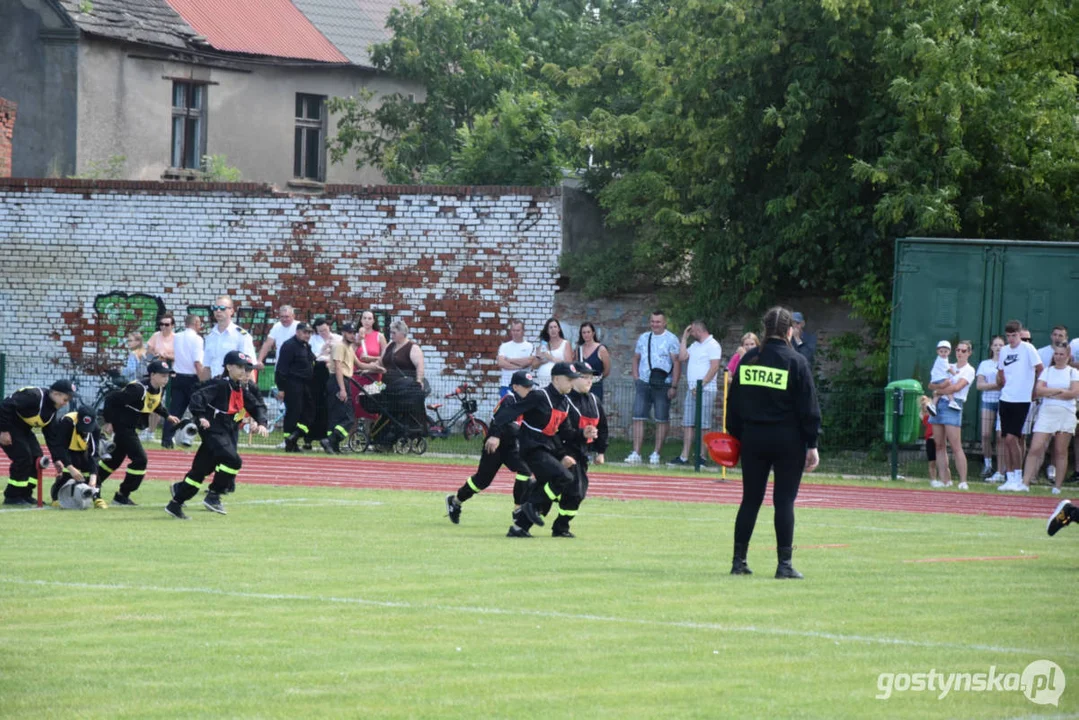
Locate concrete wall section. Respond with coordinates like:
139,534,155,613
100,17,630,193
0,180,561,413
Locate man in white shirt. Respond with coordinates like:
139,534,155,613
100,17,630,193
1038,325,1068,368
256,305,298,372
496,319,537,397
202,295,256,381
161,314,204,448
626,310,682,465
997,320,1044,491
669,320,722,466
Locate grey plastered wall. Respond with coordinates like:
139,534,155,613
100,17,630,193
0,0,79,178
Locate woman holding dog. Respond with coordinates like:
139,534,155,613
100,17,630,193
725,306,821,579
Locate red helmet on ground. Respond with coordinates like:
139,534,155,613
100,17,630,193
704,432,741,467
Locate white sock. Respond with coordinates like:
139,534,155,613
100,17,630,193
984,458,992,469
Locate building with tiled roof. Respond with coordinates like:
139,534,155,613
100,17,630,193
0,0,418,186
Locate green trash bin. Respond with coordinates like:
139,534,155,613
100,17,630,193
883,379,923,445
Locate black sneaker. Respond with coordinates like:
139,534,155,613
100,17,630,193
506,525,532,538
517,501,544,527
112,493,137,506
552,528,575,538
1047,499,1074,537
165,501,188,520
3,497,32,506
320,438,335,455
1067,471,1079,485
667,456,688,466
161,441,175,449
303,443,313,451
203,492,227,515
445,494,462,524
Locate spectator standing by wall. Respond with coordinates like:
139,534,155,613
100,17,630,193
927,340,977,489
256,304,298,374
1038,325,1068,369
727,332,759,378
626,310,681,465
791,311,816,370
308,318,340,449
202,295,256,380
122,331,153,440
496,319,536,398
161,314,204,449
668,320,722,466
574,322,610,401
353,310,388,422
1021,345,1079,494
996,320,1044,492
975,335,1005,481
146,313,176,441
534,317,572,387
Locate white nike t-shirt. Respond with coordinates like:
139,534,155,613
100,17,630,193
997,342,1042,403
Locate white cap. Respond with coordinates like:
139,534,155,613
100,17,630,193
937,340,952,350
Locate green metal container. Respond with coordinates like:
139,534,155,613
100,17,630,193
883,379,923,445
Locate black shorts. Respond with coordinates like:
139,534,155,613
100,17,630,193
925,437,936,463
998,401,1030,438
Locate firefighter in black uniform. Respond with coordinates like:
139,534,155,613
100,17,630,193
98,360,180,506
726,306,821,579
488,362,579,538
539,361,608,538
44,405,107,508
0,380,74,505
445,370,535,525
277,322,315,452
166,350,269,519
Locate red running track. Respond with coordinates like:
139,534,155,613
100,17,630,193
142,450,1060,520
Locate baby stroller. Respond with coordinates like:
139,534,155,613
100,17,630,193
349,374,429,454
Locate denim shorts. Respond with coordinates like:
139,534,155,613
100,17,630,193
633,379,671,423
980,400,998,413
929,397,964,427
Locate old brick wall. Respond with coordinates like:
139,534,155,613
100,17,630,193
0,98,15,178
0,179,561,412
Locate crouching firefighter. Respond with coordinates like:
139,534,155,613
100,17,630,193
445,370,534,525
0,380,75,506
98,361,180,506
44,405,106,508
166,351,268,519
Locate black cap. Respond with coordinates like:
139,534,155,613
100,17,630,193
340,323,357,333
551,362,581,379
571,361,594,376
76,406,97,433
147,360,175,376
295,322,311,333
510,370,535,388
223,350,255,369
50,379,76,396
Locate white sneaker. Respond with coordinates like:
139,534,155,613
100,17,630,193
948,399,961,411
998,479,1018,491
624,451,642,465
957,482,969,490
1048,465,1057,482
648,452,661,465
1015,483,1030,492
989,472,1005,484
1052,487,1062,495
930,480,947,488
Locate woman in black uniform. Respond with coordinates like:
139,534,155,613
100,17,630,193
726,306,821,579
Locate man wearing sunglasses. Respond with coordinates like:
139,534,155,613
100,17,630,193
202,295,256,382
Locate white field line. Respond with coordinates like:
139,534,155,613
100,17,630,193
2,576,1072,660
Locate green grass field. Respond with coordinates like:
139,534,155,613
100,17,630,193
1,480,1075,718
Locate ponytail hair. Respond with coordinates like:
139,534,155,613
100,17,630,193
762,306,795,344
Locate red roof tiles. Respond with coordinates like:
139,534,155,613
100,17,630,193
165,0,349,62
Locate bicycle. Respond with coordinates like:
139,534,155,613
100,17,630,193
426,384,488,441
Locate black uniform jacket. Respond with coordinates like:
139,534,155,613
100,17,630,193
490,385,571,456
0,387,60,432
45,411,101,467
726,338,821,449
278,337,315,383
103,381,169,429
560,390,609,461
189,377,269,431
486,392,524,440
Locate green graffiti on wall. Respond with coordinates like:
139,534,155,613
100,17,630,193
94,293,164,349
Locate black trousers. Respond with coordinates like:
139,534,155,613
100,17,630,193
162,374,199,445
540,454,590,532
325,378,355,441
97,426,148,498
309,364,331,442
515,447,575,531
173,424,243,503
50,452,97,501
456,436,532,504
733,423,806,548
2,425,42,501
282,377,314,439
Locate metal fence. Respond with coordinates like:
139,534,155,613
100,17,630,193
1,353,972,480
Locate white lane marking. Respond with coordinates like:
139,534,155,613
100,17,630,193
1,576,1072,660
